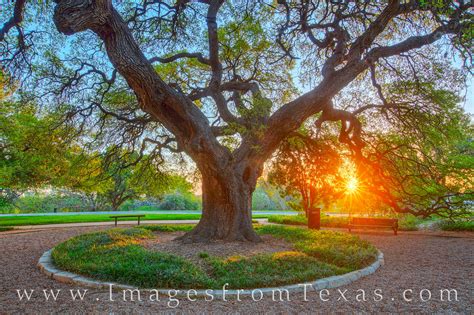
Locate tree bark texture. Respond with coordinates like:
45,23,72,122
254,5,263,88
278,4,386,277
180,160,263,242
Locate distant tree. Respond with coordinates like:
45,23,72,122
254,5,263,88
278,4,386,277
157,191,201,210
0,101,75,192
0,72,80,210
356,85,474,219
254,180,291,211
64,151,191,211
269,133,344,223
251,185,276,211
0,70,189,212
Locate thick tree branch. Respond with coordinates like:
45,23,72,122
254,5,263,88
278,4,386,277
53,0,229,166
203,0,244,125
0,0,26,41
366,22,462,61
149,52,210,65
346,1,417,63
255,2,469,163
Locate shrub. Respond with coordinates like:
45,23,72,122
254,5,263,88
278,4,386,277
157,192,201,210
13,193,90,213
252,186,278,210
438,219,474,231
395,214,430,231
251,185,290,210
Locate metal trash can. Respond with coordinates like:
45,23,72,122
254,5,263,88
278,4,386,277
308,207,321,230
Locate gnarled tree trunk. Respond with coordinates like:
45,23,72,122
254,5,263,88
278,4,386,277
180,161,262,242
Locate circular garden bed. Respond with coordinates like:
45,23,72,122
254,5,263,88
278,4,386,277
51,225,378,289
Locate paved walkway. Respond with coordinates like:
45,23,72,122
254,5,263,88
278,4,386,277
11,220,201,231
0,226,472,313
4,218,269,231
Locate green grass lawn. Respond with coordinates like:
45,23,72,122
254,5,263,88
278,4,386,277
267,214,348,228
133,206,293,212
51,225,377,289
0,214,268,226
0,226,14,232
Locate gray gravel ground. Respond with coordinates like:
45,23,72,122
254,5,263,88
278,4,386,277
0,226,472,314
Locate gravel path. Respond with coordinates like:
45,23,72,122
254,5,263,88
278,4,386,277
0,226,472,314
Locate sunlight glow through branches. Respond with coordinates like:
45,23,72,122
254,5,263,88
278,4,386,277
346,177,359,194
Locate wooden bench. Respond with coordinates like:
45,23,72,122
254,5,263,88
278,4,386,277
348,217,398,235
109,215,145,227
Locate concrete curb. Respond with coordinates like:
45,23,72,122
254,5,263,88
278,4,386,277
38,248,384,297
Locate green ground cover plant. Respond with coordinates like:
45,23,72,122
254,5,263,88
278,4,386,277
51,225,377,289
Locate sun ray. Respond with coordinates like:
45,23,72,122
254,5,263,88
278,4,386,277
345,176,359,194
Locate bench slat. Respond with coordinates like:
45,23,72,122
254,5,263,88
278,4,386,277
351,218,397,225
110,215,145,227
348,217,398,235
349,224,396,228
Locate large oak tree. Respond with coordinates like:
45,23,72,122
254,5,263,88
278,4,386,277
1,0,471,241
